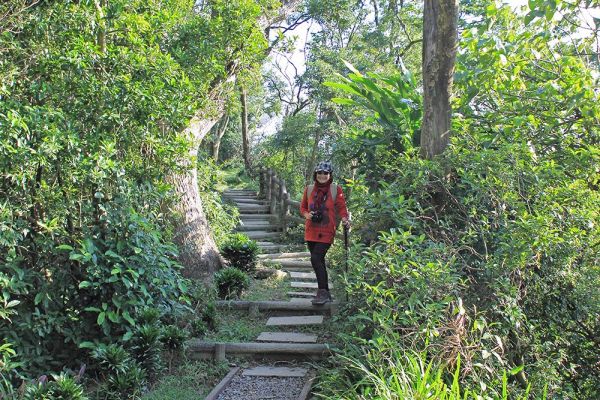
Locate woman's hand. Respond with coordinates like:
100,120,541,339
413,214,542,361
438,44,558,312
304,211,313,220
342,217,350,228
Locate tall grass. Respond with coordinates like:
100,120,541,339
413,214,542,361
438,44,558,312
315,347,538,400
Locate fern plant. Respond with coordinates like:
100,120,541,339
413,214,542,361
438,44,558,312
214,268,250,299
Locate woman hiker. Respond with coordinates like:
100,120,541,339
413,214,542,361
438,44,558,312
300,161,350,305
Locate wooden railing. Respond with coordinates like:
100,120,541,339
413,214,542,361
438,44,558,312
258,168,305,233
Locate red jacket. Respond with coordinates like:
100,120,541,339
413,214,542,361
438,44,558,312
300,184,349,244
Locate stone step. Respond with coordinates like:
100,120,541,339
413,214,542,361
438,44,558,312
242,366,308,377
289,271,316,280
245,231,281,240
287,291,315,298
231,199,268,205
266,315,324,326
237,223,280,232
291,281,332,289
264,259,312,269
256,332,318,343
240,214,277,220
238,206,270,214
258,252,310,260
289,298,314,304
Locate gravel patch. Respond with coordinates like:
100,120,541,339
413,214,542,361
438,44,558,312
216,373,306,400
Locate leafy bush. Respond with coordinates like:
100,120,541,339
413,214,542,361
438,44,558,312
220,233,260,272
160,325,189,351
91,343,146,400
214,268,250,300
190,319,209,337
197,157,241,247
22,374,87,400
130,324,163,379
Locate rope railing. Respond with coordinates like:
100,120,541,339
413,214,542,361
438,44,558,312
258,167,304,234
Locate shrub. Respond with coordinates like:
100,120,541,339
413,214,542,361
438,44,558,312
220,233,260,272
160,325,189,351
129,325,163,379
201,301,218,330
22,374,87,400
90,343,146,399
190,319,208,337
214,268,250,300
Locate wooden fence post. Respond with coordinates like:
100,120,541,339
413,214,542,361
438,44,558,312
270,176,278,215
259,168,265,198
278,181,285,231
265,169,273,202
281,183,290,234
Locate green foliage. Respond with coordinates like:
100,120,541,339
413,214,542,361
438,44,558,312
160,325,189,351
22,374,87,400
325,60,421,152
0,0,276,389
317,347,534,400
130,324,163,379
190,319,209,337
197,157,241,246
220,233,260,272
141,360,229,400
312,4,599,398
214,268,250,300
91,343,146,400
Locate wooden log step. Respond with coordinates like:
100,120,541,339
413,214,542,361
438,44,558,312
215,300,336,312
255,332,318,343
187,340,330,359
258,252,310,260
242,366,309,377
266,315,324,326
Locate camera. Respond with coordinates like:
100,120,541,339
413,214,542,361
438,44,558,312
311,211,323,223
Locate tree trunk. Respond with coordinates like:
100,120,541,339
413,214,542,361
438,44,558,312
239,86,252,172
168,115,223,280
420,0,458,159
169,0,303,278
94,0,107,53
212,114,230,163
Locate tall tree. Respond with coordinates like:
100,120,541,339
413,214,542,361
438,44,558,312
420,0,459,159
240,86,252,172
169,0,303,278
212,114,230,163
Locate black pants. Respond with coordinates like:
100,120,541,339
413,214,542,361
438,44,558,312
307,241,331,290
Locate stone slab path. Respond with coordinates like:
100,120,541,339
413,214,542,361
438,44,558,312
266,315,324,326
256,332,318,343
200,188,338,399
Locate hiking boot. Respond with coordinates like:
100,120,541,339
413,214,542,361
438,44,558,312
312,289,331,305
